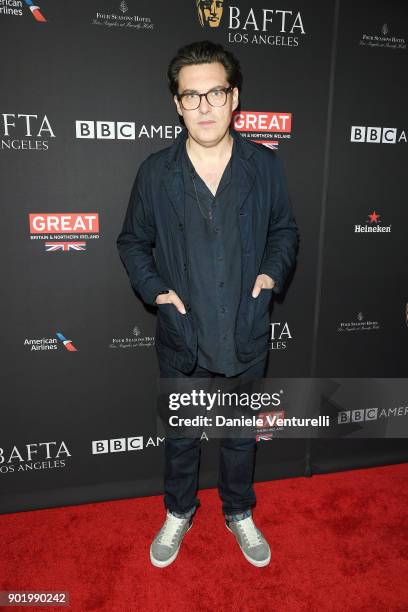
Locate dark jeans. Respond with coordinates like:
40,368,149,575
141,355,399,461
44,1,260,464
158,356,267,516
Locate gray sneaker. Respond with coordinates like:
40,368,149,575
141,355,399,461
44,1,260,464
226,514,271,567
150,510,193,568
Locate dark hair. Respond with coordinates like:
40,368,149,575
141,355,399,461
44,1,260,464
167,40,243,96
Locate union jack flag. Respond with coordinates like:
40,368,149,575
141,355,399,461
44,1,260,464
252,140,279,150
45,242,87,252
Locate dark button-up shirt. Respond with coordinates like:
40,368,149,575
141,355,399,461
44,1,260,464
181,135,267,376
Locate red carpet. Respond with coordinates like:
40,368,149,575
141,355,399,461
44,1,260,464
1,463,407,612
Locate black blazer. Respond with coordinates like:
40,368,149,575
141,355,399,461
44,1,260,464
117,127,299,373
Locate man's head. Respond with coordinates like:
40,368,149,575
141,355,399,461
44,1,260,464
167,40,242,148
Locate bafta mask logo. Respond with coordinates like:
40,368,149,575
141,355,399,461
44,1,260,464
196,0,224,28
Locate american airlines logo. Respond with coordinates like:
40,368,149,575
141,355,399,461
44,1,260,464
24,332,78,352
24,0,47,22
350,126,407,144
0,0,47,21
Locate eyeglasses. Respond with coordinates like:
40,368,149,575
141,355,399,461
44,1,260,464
177,86,233,110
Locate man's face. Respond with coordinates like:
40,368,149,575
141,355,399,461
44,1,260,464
173,62,239,148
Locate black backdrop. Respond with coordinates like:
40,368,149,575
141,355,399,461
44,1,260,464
1,0,407,514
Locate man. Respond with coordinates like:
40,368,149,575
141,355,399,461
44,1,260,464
117,40,299,568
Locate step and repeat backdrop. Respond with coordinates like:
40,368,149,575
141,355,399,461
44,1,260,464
1,0,407,513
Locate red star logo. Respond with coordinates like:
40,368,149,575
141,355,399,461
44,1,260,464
368,211,380,223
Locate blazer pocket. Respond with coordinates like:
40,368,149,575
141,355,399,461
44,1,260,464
250,289,272,341
157,304,187,351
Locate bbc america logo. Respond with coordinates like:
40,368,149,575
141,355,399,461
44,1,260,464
75,121,181,140
92,436,143,454
350,126,407,144
337,408,378,424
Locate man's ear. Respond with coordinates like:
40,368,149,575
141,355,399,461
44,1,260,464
174,94,183,117
232,87,239,112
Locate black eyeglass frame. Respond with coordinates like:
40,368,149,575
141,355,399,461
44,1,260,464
176,86,234,110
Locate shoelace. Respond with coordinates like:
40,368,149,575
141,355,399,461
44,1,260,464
158,515,184,547
236,517,263,548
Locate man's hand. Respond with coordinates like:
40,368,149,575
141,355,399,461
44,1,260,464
155,289,187,314
252,274,275,298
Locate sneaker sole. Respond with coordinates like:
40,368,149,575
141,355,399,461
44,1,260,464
225,523,271,567
150,522,193,568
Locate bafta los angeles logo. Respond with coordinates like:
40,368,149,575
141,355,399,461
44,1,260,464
196,0,224,28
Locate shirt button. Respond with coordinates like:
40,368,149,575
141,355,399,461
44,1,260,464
178,223,184,231
217,255,223,261
214,227,220,233
219,281,224,288
223,335,228,341
220,306,226,313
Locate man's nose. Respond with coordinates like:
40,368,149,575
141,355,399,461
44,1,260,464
198,95,211,113
210,1,217,15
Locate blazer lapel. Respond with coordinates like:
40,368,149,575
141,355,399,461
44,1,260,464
162,126,257,222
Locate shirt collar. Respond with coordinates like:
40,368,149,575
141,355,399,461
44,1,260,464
165,125,252,171
182,134,235,198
